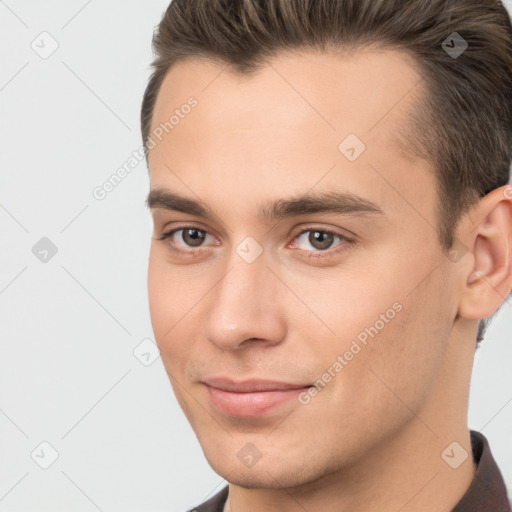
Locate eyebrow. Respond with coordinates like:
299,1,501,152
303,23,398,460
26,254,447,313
146,188,385,221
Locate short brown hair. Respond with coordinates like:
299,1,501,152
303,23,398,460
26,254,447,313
141,0,512,341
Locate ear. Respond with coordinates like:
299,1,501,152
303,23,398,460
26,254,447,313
457,184,512,321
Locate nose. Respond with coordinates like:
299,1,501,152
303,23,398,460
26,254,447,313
203,256,287,351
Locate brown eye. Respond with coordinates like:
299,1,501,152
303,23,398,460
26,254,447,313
308,230,335,250
181,228,206,247
295,229,345,252
157,226,214,252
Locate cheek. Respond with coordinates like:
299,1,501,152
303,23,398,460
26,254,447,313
290,263,404,350
147,251,171,340
303,258,450,417
335,276,449,419
147,248,191,364
148,245,194,333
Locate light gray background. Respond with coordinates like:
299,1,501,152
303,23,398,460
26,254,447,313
0,1,511,511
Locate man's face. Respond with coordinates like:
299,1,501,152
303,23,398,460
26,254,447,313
147,49,461,487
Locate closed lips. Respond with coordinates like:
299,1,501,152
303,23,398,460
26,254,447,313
202,378,311,392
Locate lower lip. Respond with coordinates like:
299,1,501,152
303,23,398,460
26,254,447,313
206,385,310,417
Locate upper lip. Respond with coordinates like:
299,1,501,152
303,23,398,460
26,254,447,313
203,377,310,393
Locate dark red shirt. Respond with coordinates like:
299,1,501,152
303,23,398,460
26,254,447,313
191,431,510,511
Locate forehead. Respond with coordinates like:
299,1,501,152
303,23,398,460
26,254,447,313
149,48,424,152
147,48,433,220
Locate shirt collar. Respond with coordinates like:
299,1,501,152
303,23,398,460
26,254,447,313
451,430,510,511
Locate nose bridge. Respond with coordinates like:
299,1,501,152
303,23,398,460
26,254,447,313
204,251,285,349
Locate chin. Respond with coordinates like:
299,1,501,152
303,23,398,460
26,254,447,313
210,464,310,489
203,445,324,490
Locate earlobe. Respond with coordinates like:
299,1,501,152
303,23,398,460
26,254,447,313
457,185,512,320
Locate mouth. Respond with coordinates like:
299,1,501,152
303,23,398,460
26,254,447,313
202,377,312,417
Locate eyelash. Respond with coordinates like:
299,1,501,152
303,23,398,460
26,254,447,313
156,225,353,260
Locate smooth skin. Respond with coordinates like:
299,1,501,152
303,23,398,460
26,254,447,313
146,48,512,512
